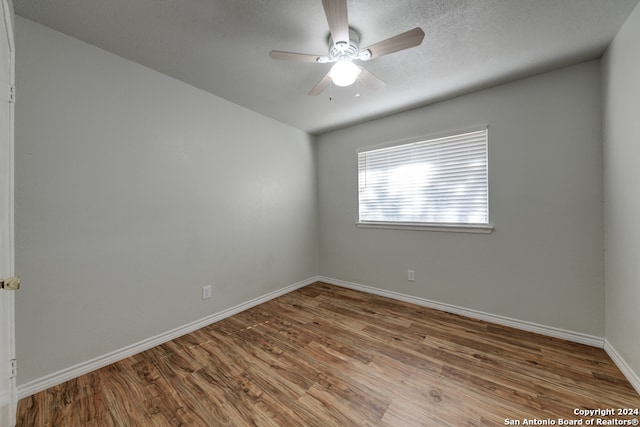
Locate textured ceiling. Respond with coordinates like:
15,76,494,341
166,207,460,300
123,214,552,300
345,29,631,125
14,0,640,134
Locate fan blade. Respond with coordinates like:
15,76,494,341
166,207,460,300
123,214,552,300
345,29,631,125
361,27,425,59
309,73,332,96
358,67,385,90
322,0,349,46
269,50,323,63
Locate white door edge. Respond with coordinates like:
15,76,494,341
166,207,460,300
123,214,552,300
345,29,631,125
0,0,17,425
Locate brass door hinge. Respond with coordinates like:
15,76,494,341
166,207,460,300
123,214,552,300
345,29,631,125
0,276,20,290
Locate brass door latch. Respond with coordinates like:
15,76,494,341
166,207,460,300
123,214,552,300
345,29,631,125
0,276,20,290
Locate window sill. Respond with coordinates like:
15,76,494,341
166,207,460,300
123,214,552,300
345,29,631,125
356,221,494,234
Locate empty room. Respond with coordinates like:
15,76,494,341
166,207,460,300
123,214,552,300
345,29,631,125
1,0,640,425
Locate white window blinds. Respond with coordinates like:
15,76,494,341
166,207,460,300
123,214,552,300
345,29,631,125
358,129,489,225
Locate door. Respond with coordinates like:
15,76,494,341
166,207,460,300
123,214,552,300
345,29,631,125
0,0,16,425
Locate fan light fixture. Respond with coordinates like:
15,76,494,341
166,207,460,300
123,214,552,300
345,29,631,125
268,0,426,97
330,59,360,87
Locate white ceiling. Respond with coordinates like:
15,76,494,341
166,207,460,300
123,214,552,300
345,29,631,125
14,0,640,134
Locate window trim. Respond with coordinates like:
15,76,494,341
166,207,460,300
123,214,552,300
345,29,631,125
356,126,493,234
355,221,494,233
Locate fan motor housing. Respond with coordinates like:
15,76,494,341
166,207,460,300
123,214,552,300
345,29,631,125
328,28,360,60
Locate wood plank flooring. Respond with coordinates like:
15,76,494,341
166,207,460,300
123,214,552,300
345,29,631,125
17,282,640,426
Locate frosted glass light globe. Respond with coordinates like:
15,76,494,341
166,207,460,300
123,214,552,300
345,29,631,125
330,60,360,87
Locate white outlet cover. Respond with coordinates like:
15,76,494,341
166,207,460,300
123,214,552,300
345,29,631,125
202,285,212,299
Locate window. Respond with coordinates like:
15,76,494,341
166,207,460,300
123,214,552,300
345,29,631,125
357,128,491,232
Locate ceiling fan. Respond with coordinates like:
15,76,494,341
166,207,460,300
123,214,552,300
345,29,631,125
269,0,425,96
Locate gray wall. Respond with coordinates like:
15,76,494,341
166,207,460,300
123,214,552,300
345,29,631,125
603,3,640,379
14,17,318,385
317,61,604,337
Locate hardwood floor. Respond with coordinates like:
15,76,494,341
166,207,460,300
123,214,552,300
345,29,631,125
17,282,640,426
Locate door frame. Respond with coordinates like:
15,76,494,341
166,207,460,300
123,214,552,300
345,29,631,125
0,0,16,425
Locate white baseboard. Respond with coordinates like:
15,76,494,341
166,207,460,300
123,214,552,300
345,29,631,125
17,276,317,399
318,276,605,348
604,339,640,395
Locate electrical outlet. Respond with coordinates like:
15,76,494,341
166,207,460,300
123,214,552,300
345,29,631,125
202,285,212,300
407,270,415,282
